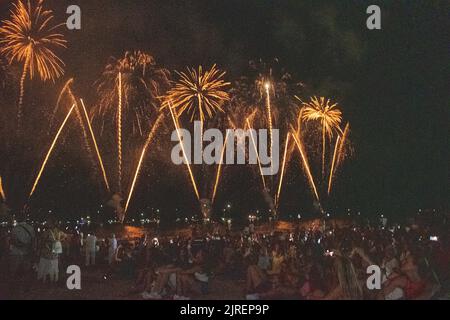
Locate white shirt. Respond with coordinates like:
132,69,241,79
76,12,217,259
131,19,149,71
109,237,117,251
85,234,97,252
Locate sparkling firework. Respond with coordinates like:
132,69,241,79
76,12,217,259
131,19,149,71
118,72,123,192
328,122,350,195
300,96,343,176
0,176,6,201
124,113,165,213
246,118,267,191
328,135,341,195
290,124,320,203
29,103,76,197
336,123,350,167
264,82,273,158
80,99,110,192
162,64,230,123
53,79,94,166
0,0,66,123
94,51,169,193
94,51,170,134
211,131,230,203
275,132,290,206
168,102,200,200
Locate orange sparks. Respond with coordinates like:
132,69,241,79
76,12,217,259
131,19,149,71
0,176,6,201
211,131,230,203
276,132,290,206
290,125,320,202
168,102,200,200
125,113,164,213
328,135,341,195
327,123,350,195
246,118,267,191
117,71,123,193
80,99,110,192
162,64,230,122
265,83,273,158
29,104,76,197
336,123,350,167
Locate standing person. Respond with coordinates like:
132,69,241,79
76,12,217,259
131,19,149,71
8,211,36,295
37,218,64,284
85,232,97,266
69,232,82,265
108,234,118,265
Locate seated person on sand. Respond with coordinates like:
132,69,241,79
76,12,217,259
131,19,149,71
142,251,182,299
108,243,136,280
323,253,364,300
246,253,271,299
176,248,206,298
379,246,429,300
266,245,285,286
299,266,327,300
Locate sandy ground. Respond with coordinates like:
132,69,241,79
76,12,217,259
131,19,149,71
0,260,244,300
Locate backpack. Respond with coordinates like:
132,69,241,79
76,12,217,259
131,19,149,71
12,224,36,255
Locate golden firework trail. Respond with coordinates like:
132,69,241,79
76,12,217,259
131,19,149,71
0,176,6,201
265,83,273,158
53,79,94,164
95,51,170,135
0,0,67,124
80,99,110,192
168,102,200,200
117,72,123,193
328,122,350,194
336,122,350,167
29,103,76,197
53,78,75,120
290,125,320,202
327,135,341,195
211,131,230,203
246,118,267,191
300,96,343,176
276,132,290,206
124,113,165,213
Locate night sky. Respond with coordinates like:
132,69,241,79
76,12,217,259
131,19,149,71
0,0,448,222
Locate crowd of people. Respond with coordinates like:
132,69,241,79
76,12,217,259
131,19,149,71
1,211,448,300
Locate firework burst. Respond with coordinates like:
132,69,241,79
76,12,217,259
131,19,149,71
300,96,343,175
94,51,169,193
162,64,230,123
0,0,67,124
94,51,170,135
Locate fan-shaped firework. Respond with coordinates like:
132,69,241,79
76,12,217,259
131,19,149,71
161,65,230,204
162,64,230,123
94,50,170,135
300,96,343,175
94,51,169,193
0,0,66,123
